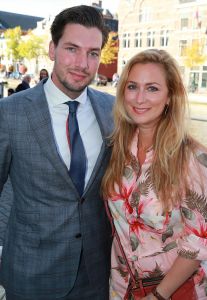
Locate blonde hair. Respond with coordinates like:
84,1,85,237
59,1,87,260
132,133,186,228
102,49,200,211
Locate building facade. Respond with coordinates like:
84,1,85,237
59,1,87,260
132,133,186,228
117,0,207,92
0,1,118,80
33,0,118,80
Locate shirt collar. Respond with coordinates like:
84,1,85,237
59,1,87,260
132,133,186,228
44,76,88,107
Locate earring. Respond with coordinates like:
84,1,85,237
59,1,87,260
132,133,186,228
164,104,169,116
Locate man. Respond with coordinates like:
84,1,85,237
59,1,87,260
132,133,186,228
15,74,31,92
0,6,114,300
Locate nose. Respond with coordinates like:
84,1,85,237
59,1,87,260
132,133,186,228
136,89,145,104
75,52,89,70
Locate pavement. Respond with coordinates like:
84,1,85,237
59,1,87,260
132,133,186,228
1,80,207,105
188,92,207,105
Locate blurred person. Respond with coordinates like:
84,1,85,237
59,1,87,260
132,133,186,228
112,72,119,87
39,68,49,81
7,88,14,96
102,49,207,300
0,5,114,300
15,74,31,93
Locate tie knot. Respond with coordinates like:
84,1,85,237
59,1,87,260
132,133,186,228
66,101,79,113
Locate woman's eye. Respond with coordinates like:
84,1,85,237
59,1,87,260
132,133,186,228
148,86,158,92
127,84,136,90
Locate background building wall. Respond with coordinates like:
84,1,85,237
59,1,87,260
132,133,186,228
117,0,207,92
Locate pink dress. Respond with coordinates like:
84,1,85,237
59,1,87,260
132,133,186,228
108,132,207,299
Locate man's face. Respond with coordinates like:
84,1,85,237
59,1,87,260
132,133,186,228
49,23,103,99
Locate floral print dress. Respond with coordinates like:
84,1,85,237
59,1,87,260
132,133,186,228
108,132,207,299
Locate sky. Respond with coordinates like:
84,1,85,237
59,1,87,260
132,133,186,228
0,0,119,17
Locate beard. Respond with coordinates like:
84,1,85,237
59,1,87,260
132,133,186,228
61,79,91,94
57,69,95,95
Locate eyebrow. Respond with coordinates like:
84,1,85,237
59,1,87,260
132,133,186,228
64,42,101,52
127,80,162,86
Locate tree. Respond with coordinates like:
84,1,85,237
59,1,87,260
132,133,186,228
100,32,118,65
4,26,23,61
183,39,206,68
17,32,47,73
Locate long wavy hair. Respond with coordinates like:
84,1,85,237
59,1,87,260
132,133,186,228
102,49,201,211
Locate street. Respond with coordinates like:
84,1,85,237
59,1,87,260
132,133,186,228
2,80,207,146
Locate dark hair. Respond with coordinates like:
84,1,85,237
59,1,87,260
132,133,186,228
8,88,15,95
50,5,109,48
39,68,49,81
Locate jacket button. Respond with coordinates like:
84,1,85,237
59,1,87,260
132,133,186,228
75,233,82,238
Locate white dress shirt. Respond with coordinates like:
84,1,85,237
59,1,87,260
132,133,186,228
44,77,103,188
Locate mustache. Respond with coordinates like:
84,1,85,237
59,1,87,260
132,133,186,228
69,68,90,76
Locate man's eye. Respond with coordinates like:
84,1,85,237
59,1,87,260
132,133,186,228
89,52,99,58
67,47,76,52
148,86,158,92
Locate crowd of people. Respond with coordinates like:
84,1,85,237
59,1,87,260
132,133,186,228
0,4,206,300
6,69,49,96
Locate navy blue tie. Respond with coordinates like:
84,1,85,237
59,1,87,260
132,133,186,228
66,101,86,196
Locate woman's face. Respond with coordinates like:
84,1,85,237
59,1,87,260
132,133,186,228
40,70,48,79
124,62,169,131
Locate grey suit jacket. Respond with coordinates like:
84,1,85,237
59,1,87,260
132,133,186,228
0,179,13,245
0,81,114,298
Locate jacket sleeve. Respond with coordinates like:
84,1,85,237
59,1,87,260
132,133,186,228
0,101,13,245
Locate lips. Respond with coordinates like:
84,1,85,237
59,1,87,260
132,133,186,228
72,73,86,81
133,107,150,114
70,71,88,81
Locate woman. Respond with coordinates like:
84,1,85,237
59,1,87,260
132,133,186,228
39,68,49,81
102,49,207,299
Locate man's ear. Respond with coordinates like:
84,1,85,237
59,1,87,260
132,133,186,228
49,41,55,61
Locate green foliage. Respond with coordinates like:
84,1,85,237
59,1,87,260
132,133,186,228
184,39,207,68
101,32,118,65
17,33,47,60
4,26,22,60
4,27,47,64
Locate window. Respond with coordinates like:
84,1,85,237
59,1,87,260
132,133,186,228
139,7,151,23
181,18,189,30
147,31,155,47
134,32,142,47
179,0,195,3
122,33,130,48
179,40,187,56
160,30,169,47
202,73,207,88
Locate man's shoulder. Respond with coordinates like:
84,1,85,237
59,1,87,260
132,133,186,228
0,82,44,106
88,87,115,103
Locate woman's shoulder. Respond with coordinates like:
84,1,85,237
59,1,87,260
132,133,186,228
195,150,207,170
193,143,207,169
185,137,207,168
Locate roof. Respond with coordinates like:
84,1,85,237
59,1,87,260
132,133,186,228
0,11,44,31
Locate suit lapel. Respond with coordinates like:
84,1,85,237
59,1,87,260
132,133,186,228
84,88,114,193
23,83,72,186
23,84,113,194
88,88,114,140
